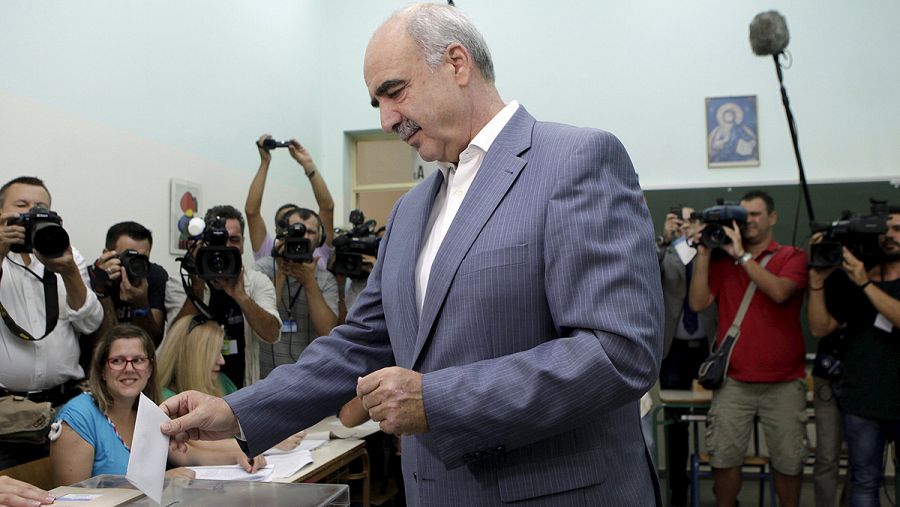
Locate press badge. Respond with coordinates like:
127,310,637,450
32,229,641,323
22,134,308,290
674,237,697,265
874,313,893,333
222,338,238,355
282,319,298,333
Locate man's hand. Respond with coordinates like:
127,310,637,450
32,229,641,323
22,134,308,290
0,212,24,260
841,247,869,286
357,367,429,436
211,268,247,301
288,139,314,170
95,250,122,282
257,134,273,164
159,390,241,452
721,220,746,259
35,246,78,276
277,257,318,286
0,476,55,506
661,212,683,244
119,269,150,306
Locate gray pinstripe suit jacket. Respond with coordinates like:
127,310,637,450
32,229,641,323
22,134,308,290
227,106,665,506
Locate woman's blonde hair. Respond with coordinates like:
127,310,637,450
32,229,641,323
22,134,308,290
157,316,225,397
88,324,160,414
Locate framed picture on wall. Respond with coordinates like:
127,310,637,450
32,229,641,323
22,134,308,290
169,178,201,255
705,95,759,168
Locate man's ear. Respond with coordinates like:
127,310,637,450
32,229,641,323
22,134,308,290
770,210,778,226
445,43,472,86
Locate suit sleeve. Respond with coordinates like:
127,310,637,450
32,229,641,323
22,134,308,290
421,130,664,468
224,198,403,456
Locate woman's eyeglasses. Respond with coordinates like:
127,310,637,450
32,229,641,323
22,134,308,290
107,356,152,371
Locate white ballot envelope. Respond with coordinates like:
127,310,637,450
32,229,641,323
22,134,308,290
125,393,169,504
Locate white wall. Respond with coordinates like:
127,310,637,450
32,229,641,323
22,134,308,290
2,1,899,274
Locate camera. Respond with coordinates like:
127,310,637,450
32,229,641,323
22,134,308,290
332,210,380,280
809,199,888,269
118,249,150,283
8,206,69,258
183,218,242,281
256,138,290,150
275,222,313,263
699,200,747,249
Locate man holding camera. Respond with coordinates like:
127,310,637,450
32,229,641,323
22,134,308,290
657,205,717,506
246,134,335,271
689,190,808,507
90,221,168,346
253,207,339,379
175,205,281,387
807,208,900,506
0,176,103,468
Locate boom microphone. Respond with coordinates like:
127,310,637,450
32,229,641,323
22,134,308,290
749,10,790,56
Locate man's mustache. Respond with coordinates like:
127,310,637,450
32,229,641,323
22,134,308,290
395,119,421,142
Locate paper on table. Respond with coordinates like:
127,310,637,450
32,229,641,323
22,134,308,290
264,438,327,455
48,487,143,507
264,449,314,478
188,464,275,482
125,393,169,504
328,418,380,438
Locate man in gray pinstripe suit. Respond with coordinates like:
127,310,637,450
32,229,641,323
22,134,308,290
161,4,664,505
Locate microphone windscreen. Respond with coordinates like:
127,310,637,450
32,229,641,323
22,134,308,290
187,217,206,237
749,10,790,56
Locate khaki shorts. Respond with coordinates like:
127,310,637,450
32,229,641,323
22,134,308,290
706,378,808,475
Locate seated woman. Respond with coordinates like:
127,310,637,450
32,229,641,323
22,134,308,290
157,316,305,451
50,324,263,484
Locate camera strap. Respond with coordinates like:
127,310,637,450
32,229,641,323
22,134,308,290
0,261,59,341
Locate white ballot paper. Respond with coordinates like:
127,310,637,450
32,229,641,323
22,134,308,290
189,464,275,482
126,393,169,504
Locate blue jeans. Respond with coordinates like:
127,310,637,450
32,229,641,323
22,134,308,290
842,412,900,507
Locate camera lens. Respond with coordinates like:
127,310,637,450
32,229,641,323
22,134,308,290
32,222,70,258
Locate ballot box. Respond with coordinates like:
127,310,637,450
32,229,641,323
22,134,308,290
55,474,349,506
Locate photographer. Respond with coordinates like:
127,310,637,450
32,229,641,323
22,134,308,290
175,205,280,388
689,190,808,507
332,211,381,323
0,176,103,468
253,208,339,378
807,209,900,506
90,222,167,346
245,134,335,270
656,205,717,506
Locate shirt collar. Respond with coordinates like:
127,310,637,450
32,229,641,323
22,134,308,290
437,100,520,178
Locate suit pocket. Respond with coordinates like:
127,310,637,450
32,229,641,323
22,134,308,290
457,243,527,276
496,446,606,502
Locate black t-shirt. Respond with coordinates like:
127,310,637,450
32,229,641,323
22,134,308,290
111,263,168,320
825,271,900,420
209,288,246,388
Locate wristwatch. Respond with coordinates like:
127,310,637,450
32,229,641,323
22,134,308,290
132,307,151,318
736,252,753,265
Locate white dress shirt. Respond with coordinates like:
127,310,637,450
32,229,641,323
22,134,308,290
416,100,520,314
0,248,103,391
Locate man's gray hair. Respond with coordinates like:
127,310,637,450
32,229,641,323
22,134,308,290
400,3,495,83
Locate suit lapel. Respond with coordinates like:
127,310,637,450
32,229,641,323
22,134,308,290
411,107,535,367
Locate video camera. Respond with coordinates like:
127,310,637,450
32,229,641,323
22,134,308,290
809,199,889,269
256,138,290,150
181,217,242,281
332,209,380,280
275,222,313,263
699,200,748,249
8,206,69,258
